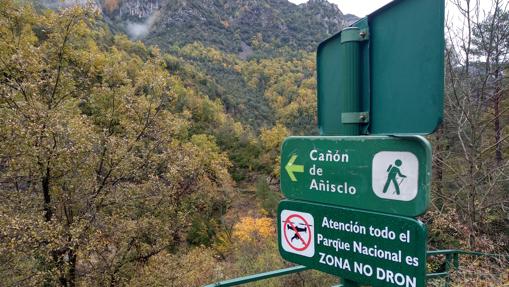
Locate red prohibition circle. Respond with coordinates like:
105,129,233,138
283,214,312,251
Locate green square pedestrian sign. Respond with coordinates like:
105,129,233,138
373,151,418,201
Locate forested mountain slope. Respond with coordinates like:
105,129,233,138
2,1,507,286
37,0,356,130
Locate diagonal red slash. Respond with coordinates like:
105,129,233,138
287,220,307,246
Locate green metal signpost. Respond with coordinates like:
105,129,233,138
276,0,444,286
278,200,427,287
281,136,431,217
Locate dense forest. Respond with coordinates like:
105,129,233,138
0,0,507,286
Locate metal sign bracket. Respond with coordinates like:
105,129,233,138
340,27,369,43
341,112,369,124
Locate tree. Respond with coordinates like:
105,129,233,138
437,0,508,247
260,124,289,178
0,2,232,285
471,3,509,164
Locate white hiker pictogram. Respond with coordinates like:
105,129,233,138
372,151,418,201
383,159,407,195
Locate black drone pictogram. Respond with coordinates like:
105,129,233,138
287,223,307,242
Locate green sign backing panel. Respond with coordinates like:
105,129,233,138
280,136,431,217
369,0,444,134
317,0,444,135
278,200,427,287
317,18,370,136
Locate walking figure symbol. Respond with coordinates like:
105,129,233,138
373,151,418,201
382,159,407,195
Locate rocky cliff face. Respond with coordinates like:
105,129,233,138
301,0,355,33
103,0,160,20
39,0,357,53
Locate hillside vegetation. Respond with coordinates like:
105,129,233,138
0,1,508,286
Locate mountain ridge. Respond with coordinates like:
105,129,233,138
40,0,357,53
36,0,358,131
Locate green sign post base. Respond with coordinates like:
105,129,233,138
278,200,427,287
343,279,359,287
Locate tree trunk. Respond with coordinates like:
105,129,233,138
69,249,77,287
468,160,476,247
42,166,52,222
433,125,445,208
493,72,503,164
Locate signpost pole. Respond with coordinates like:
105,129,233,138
337,26,363,136
336,26,363,287
342,279,359,287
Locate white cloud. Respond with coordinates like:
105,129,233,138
126,12,159,40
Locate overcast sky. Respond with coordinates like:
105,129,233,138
288,0,393,17
288,0,496,20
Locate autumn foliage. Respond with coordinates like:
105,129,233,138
0,1,507,286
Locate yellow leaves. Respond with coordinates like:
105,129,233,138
0,1,37,40
189,134,233,186
231,121,245,137
162,134,233,201
134,65,173,104
232,216,274,243
260,124,288,176
260,124,288,151
191,134,220,153
180,42,239,68
0,2,251,285
129,248,223,287
238,52,316,132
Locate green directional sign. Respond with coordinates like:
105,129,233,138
317,0,444,135
278,200,427,287
280,136,431,217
